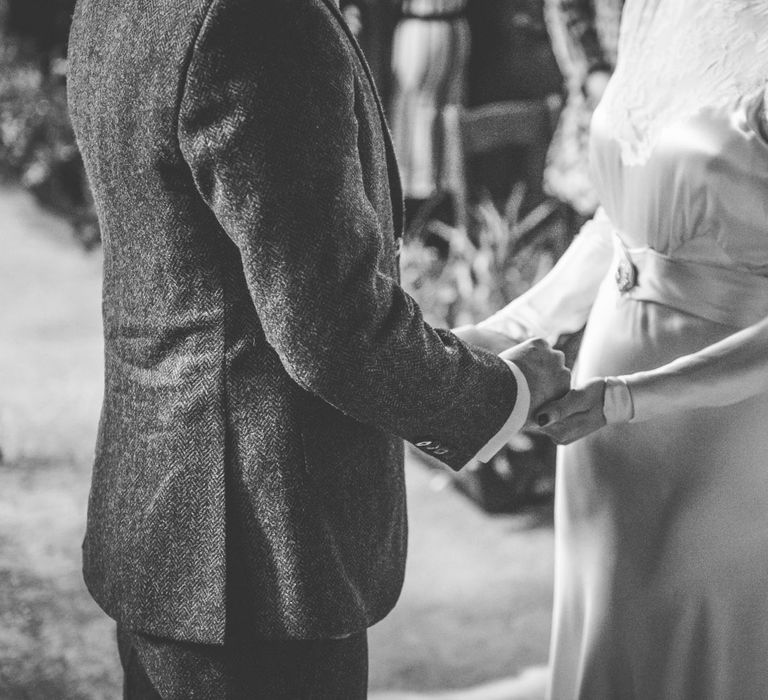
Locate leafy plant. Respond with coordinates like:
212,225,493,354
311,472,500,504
401,188,574,511
0,2,98,248
401,184,569,329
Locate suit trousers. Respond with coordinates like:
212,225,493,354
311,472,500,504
117,625,369,699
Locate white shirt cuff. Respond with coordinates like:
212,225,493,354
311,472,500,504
471,361,531,465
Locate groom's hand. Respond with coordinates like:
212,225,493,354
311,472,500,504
500,338,570,423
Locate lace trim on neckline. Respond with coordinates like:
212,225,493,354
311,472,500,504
603,0,768,166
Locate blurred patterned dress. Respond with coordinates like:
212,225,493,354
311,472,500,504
544,0,624,216
389,0,469,202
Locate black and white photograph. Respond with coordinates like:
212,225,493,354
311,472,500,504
2,0,768,697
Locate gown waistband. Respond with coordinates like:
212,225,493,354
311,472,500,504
612,239,768,328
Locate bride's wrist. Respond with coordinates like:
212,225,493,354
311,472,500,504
451,324,520,354
603,376,634,424
476,317,529,344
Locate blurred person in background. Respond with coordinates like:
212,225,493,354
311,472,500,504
389,0,470,229
390,0,566,231
463,0,563,214
458,1,768,697
341,0,396,94
544,0,624,222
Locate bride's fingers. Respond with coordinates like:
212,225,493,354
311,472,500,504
540,409,606,445
536,388,592,426
537,378,607,424
534,379,608,444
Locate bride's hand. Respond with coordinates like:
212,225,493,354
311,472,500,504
452,324,520,355
534,378,607,445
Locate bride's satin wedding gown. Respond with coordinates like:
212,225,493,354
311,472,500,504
480,1,768,697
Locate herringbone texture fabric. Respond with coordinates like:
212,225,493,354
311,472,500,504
68,0,518,645
118,626,368,699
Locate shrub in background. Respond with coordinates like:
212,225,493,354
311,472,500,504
401,184,569,328
0,0,98,248
401,186,577,511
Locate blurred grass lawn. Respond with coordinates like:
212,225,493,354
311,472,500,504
0,187,553,699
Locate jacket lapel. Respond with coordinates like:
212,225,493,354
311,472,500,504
318,0,404,239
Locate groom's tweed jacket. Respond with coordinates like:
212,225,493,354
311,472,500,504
68,0,519,644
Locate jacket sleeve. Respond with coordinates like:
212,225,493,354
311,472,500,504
176,0,518,469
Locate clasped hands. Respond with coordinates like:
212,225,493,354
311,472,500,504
454,325,607,445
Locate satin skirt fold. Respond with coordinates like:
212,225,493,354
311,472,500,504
548,279,768,700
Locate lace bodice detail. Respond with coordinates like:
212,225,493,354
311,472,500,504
603,0,768,166
584,0,768,273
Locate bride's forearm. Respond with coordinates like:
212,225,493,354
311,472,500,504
477,209,615,345
620,315,768,421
